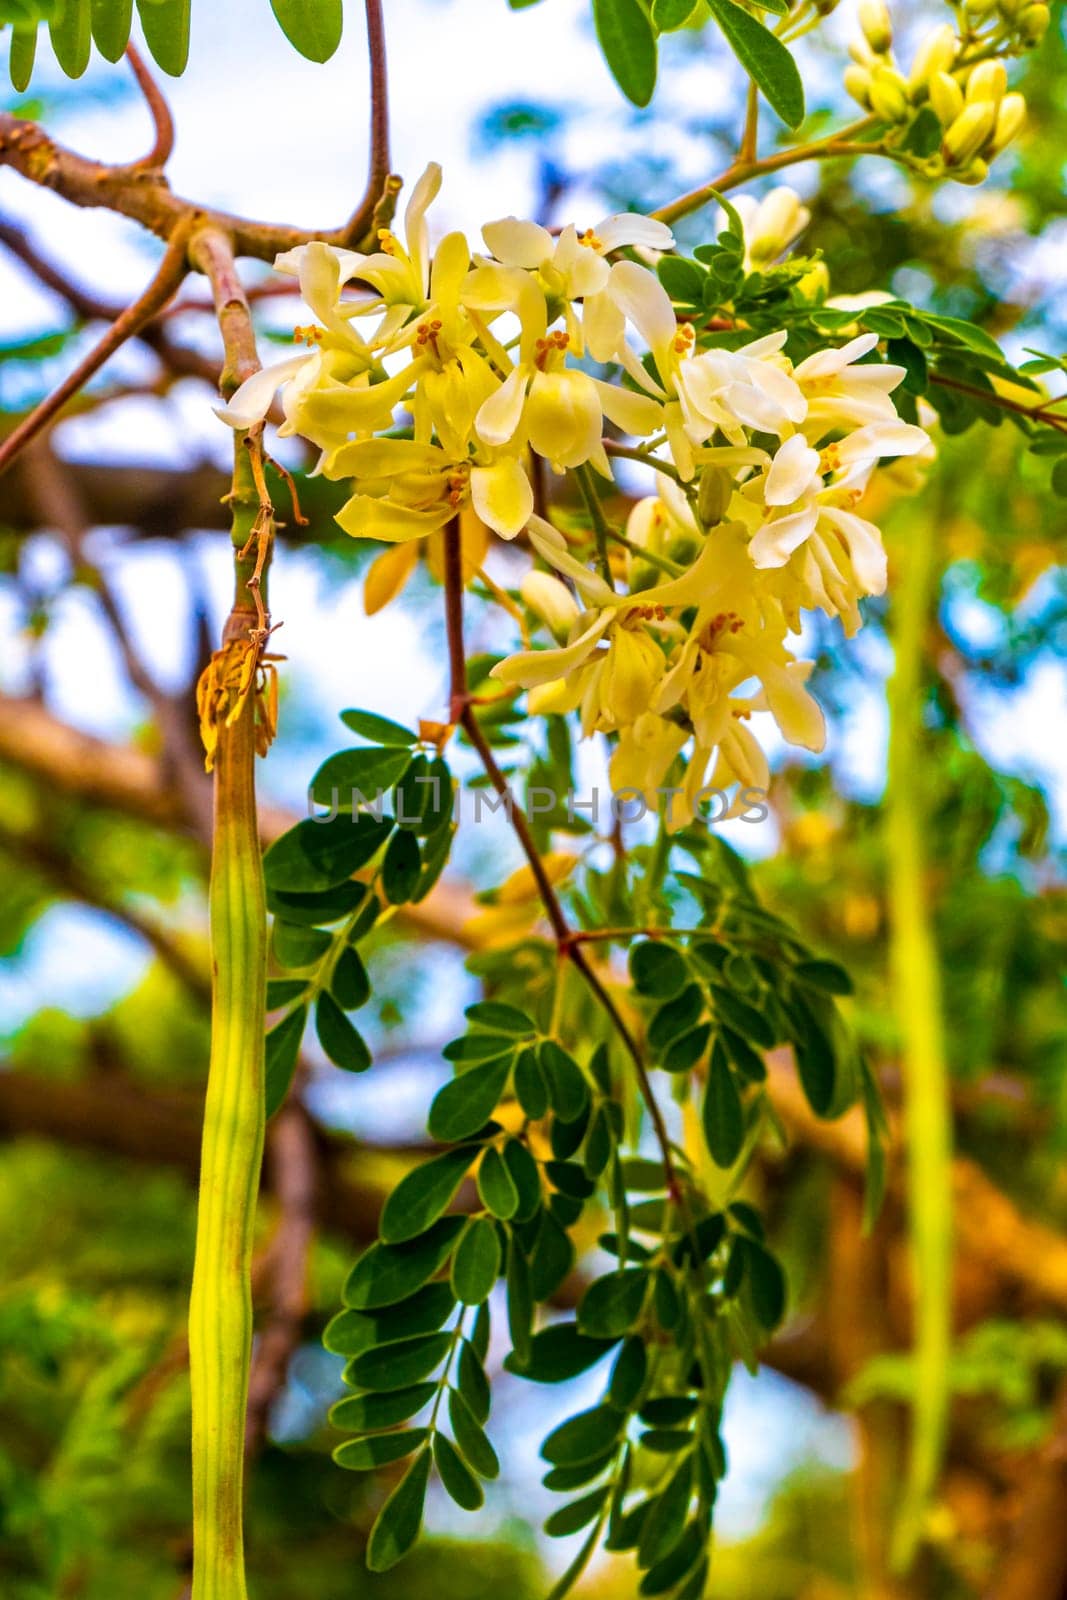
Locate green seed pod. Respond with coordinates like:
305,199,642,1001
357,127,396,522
697,466,733,528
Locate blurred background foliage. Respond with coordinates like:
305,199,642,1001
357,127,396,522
1,1,1066,1597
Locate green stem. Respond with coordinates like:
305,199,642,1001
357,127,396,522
188,439,270,1600
886,514,952,1572
574,462,614,586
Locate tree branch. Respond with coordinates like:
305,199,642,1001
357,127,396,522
125,43,176,170
0,226,192,479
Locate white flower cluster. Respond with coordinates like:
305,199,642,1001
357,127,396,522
217,169,931,829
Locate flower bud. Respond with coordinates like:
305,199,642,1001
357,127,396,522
697,466,733,527
942,100,997,165
844,63,873,107
908,23,957,95
869,64,911,122
998,0,1026,18
859,0,893,52
747,186,811,265
1018,4,1050,41
966,59,1007,105
991,91,1026,152
520,570,580,641
795,260,830,303
954,156,990,185
929,70,964,125
965,0,997,13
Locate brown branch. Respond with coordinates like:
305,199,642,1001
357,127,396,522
125,44,176,170
0,226,192,479
0,110,382,261
929,371,1067,435
189,225,260,396
338,0,396,247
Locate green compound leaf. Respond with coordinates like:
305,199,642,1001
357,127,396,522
343,1217,465,1309
263,812,391,892
382,826,422,904
706,0,804,128
743,1239,787,1330
366,1448,431,1572
380,1147,473,1245
333,1427,429,1471
592,0,656,106
310,745,413,809
629,941,688,1000
478,1146,520,1220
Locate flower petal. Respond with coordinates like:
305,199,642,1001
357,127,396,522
491,610,615,688
470,458,533,539
475,366,530,448
595,213,674,253
214,354,310,429
482,217,553,269
336,494,452,542
748,507,819,568
765,434,820,505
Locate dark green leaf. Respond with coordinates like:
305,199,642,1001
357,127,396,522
540,1040,589,1120
434,1432,484,1510
267,880,366,926
327,1282,456,1354
273,920,331,968
366,1448,431,1572
743,1239,786,1329
340,707,416,745
638,1455,693,1569
721,1025,766,1083
429,1057,511,1142
443,1032,516,1063
505,1230,533,1363
331,945,370,1010
592,0,657,107
343,1218,465,1309
794,957,854,995
657,255,705,301
264,813,391,891
380,1148,472,1245
504,1321,618,1382
662,1023,712,1074
315,993,371,1072
545,1487,610,1537
8,22,37,92
709,985,775,1049
465,1000,537,1034
544,1452,616,1491
609,1335,648,1408
648,984,705,1052
329,1383,436,1431
706,0,803,127
478,1145,520,1220
268,0,342,60
542,1404,625,1465
448,1386,500,1478
333,1428,429,1470
310,745,412,809
529,1210,575,1300
503,1137,543,1220
266,979,307,1010
457,1337,491,1423
394,754,452,834
451,1216,501,1304
629,941,688,999
347,1331,452,1392
702,1040,745,1168
382,827,422,904
578,1269,649,1338
652,0,696,28
264,1004,306,1118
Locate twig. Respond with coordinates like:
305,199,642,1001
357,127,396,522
125,44,176,170
339,0,395,246
0,226,192,479
739,80,759,165
653,117,880,226
930,371,1067,433
442,519,681,1195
